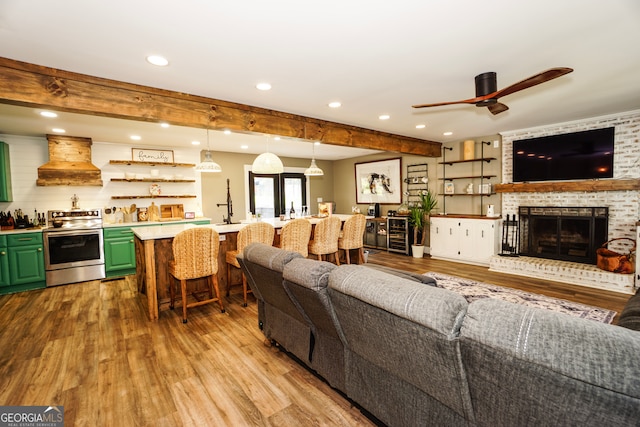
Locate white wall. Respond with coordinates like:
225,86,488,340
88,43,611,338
0,134,204,218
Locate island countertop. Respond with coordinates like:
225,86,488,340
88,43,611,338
132,214,363,241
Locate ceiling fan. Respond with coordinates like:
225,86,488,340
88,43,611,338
412,67,573,115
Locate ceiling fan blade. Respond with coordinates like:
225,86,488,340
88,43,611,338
487,102,509,115
494,67,573,99
412,96,486,109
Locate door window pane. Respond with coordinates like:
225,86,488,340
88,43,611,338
283,177,303,214
253,176,276,218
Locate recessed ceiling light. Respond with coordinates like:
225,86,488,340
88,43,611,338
146,55,169,66
379,114,390,120
52,128,65,133
256,82,272,91
274,136,281,141
314,141,321,146
240,145,249,150
130,135,141,141
191,140,201,146
40,111,57,118
224,130,231,135
443,131,453,136
415,124,426,129
328,101,341,108
160,122,170,128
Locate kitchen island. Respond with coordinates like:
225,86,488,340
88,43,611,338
133,215,359,320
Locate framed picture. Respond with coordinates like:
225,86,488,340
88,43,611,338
354,157,402,204
444,182,455,194
132,148,174,163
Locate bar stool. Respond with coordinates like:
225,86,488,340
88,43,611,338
308,216,342,264
338,214,367,264
225,222,275,306
169,227,225,323
279,218,312,257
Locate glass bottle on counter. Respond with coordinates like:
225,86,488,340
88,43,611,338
289,202,296,219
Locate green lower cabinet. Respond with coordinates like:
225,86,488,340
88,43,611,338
104,227,136,278
0,233,46,294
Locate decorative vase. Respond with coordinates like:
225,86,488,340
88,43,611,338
411,244,425,258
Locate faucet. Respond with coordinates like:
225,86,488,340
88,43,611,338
216,178,233,224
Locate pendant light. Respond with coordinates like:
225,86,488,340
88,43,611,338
304,142,324,176
252,136,284,174
195,129,222,173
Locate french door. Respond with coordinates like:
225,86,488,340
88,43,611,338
249,172,307,218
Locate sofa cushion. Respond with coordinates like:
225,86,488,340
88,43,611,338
330,264,467,335
328,264,473,425
460,298,640,426
242,242,302,272
283,258,345,390
618,289,640,331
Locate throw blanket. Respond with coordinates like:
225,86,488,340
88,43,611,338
424,272,616,324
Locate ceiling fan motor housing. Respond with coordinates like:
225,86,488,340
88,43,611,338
475,72,497,106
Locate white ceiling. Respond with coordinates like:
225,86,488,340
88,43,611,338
1,0,639,160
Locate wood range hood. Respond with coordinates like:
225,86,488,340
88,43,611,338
37,134,103,186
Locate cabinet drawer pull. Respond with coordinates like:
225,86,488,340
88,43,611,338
0,251,5,256
37,247,43,252
18,237,34,241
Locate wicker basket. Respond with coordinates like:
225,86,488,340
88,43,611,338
596,238,636,274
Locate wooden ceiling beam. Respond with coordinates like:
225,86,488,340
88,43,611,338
0,57,441,156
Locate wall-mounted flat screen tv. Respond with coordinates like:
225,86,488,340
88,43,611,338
512,127,614,183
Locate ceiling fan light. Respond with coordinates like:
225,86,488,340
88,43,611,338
252,152,284,174
304,158,324,176
195,151,222,172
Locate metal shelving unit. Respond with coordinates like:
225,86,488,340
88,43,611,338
438,141,498,215
405,163,429,207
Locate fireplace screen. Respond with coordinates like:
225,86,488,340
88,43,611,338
519,206,608,265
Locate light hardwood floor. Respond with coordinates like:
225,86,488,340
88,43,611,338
0,252,631,426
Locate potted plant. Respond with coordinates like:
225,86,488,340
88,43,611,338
408,189,438,258
418,189,438,246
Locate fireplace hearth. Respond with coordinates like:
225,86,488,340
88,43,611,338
518,206,608,265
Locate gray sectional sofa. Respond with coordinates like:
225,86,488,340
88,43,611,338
238,243,640,427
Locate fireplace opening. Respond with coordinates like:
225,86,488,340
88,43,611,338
518,206,608,265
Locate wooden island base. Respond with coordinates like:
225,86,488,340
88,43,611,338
135,232,242,320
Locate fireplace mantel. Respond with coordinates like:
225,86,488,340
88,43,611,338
495,179,640,193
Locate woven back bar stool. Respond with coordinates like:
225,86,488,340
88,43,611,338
338,214,367,264
308,216,342,264
225,222,275,306
169,227,225,323
279,218,312,257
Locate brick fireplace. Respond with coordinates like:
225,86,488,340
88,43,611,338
489,110,640,294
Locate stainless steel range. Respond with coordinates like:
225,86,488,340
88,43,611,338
43,209,105,287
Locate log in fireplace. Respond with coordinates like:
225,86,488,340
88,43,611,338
518,206,608,265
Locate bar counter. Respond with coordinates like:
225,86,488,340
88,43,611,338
134,214,359,320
